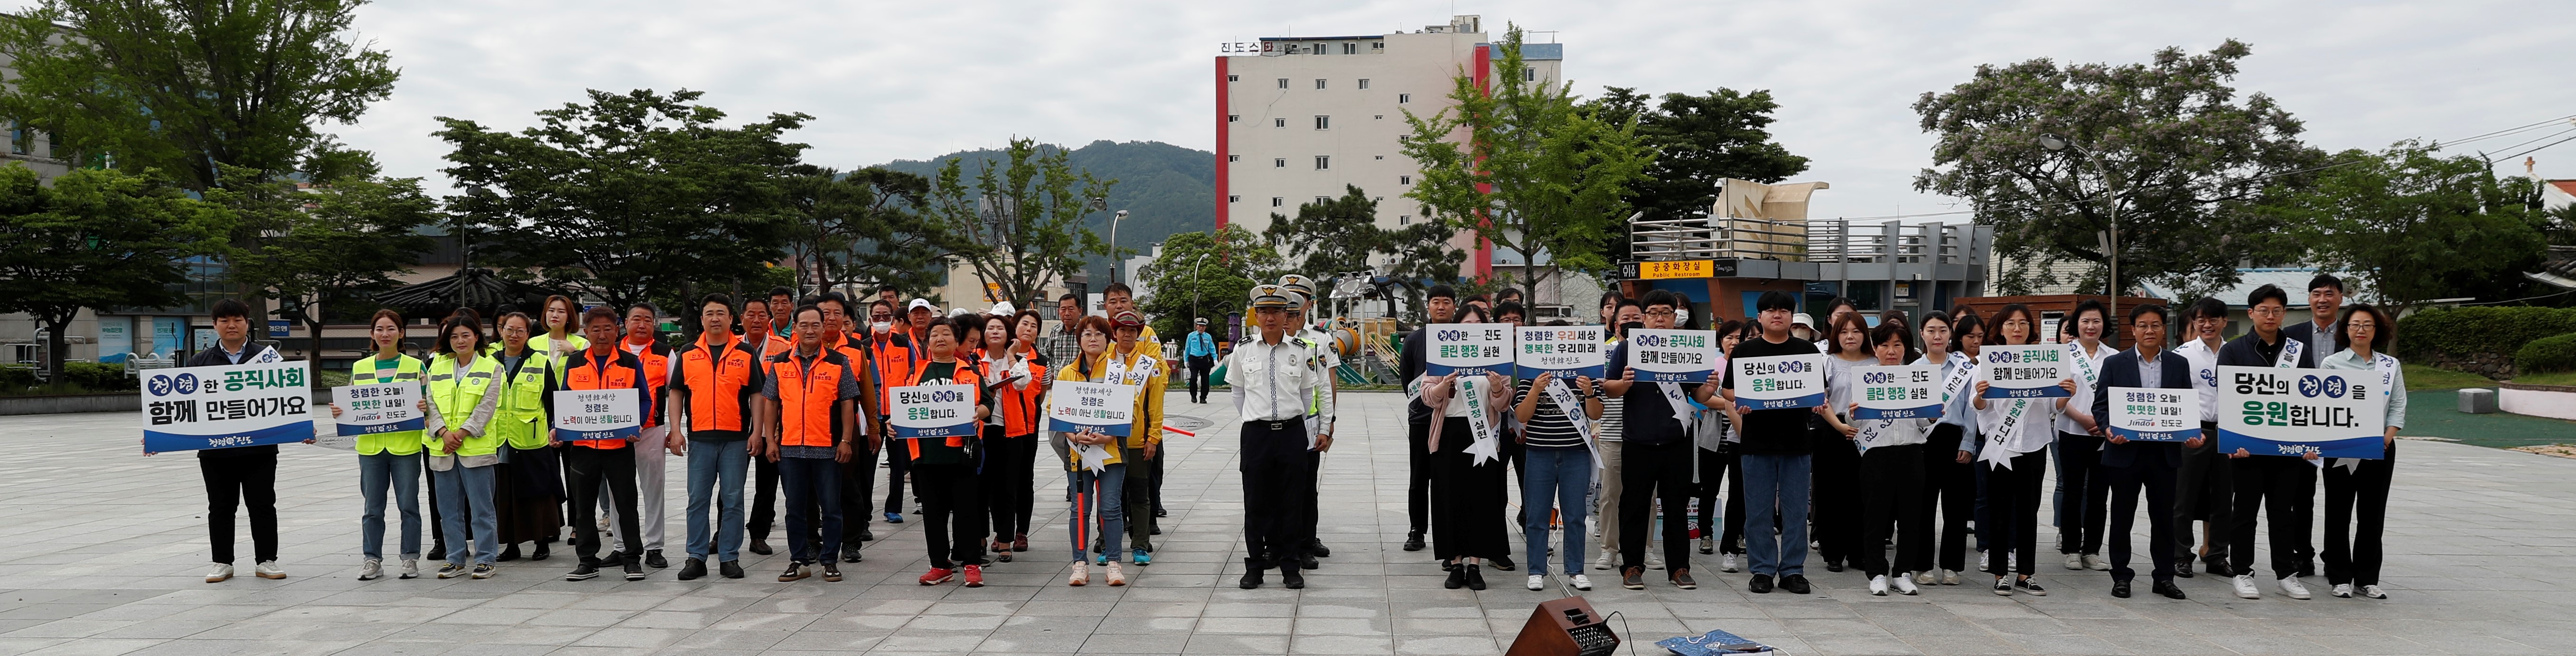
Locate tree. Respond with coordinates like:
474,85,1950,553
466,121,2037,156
2272,142,2549,312
217,160,438,360
1137,226,1280,339
0,0,401,191
1264,185,1391,275
923,138,1114,309
778,165,966,297
0,165,231,381
1913,40,2320,300
437,89,807,309
1400,24,1653,307
1587,86,1810,263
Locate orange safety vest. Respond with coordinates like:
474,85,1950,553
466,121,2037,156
868,332,921,414
623,337,672,428
903,356,984,459
991,347,1049,438
562,347,647,450
673,333,759,433
770,347,856,449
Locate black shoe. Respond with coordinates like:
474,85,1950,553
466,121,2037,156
1240,558,1266,589
842,544,863,563
1281,566,1306,590
822,563,842,582
623,560,646,581
778,562,809,581
1154,508,1168,518
1670,568,1697,590
854,527,876,542
1489,554,1515,572
2111,580,2131,598
531,541,550,561
2175,562,2195,579
645,549,668,569
605,551,628,567
1445,566,1468,590
1748,573,1774,593
1825,560,1845,573
2014,577,2047,596
565,563,600,581
720,560,744,579
2154,580,2187,599
1780,574,1813,595
1403,531,1426,552
1463,564,1486,590
1305,539,1330,558
749,539,773,556
2205,560,2230,576
1151,525,1162,536
496,544,521,562
1621,566,1646,590
678,558,707,581
1442,560,1457,572
1300,553,1319,570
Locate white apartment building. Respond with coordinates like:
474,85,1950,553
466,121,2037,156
1214,15,1562,280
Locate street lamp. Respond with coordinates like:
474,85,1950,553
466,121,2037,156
1189,252,1209,329
2040,133,2121,340
1107,207,1130,284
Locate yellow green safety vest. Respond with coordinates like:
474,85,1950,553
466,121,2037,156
350,354,427,456
425,353,504,458
528,333,590,385
491,352,553,450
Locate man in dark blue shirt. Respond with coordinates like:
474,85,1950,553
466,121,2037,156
1600,290,1724,591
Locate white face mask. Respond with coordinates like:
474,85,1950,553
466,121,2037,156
872,321,893,335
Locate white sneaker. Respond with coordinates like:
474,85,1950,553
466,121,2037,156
2331,583,2353,598
205,563,233,583
2064,553,2085,570
2083,553,2109,571
357,558,383,581
1868,575,1890,596
1067,561,1090,587
1912,571,1936,585
254,561,286,580
1941,569,1961,586
1592,551,1614,571
399,559,420,580
1570,574,1593,591
1720,553,1739,573
1105,562,1127,587
1891,573,1920,596
1646,550,1664,571
1527,575,1546,591
2277,576,2312,600
2361,584,2387,599
2232,574,2262,599
1978,551,1989,571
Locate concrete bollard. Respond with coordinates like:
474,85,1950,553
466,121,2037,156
2457,388,2497,414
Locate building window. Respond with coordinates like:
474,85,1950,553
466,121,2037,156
1399,93,1412,103
1342,43,1357,55
1274,117,1286,128
1358,78,1371,90
1400,175,1412,184
1227,154,1239,162
1277,78,1289,89
1272,197,1283,207
1400,215,1411,225
1227,75,1239,82
1314,156,1330,170
1313,115,1330,130
1525,69,1536,81
1374,155,1385,160
1274,158,1285,168
8,128,22,155
1228,195,1240,203
1374,115,1384,120
1227,114,1239,122
1316,196,1331,205
1314,79,1326,90
1372,41,1384,50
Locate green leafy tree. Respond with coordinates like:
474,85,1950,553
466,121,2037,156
1587,87,1810,263
779,165,965,296
2272,142,2549,312
0,0,400,190
1137,226,1280,339
217,158,438,360
1400,23,1653,306
436,89,807,309
923,138,1114,309
0,165,232,380
1913,40,2321,300
1263,185,1390,275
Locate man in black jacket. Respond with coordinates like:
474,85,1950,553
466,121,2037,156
1397,285,1458,552
174,298,303,582
2089,303,2195,600
2276,273,2343,578
2216,284,2320,601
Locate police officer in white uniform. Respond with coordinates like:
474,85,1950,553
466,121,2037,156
1227,284,1336,590
1277,274,1340,570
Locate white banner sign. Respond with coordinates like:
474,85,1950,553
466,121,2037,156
2216,365,2387,458
890,384,977,439
551,388,641,441
1626,329,1719,383
1980,344,2070,399
2107,386,2194,441
1425,323,1513,376
1851,364,1944,420
1515,325,1606,378
1048,381,1139,437
1730,354,1826,410
332,383,422,437
142,361,313,452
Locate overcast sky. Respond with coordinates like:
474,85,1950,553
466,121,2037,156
308,0,2576,222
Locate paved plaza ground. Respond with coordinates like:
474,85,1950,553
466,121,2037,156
1,391,2572,656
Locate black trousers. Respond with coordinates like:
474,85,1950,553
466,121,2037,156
1431,417,1510,562
1150,443,1168,515
2323,442,2395,587
916,460,986,569
1124,450,1157,552
1980,450,2048,577
1693,446,1730,546
2105,458,2179,582
1241,420,1317,566
1619,439,1693,572
749,454,779,540
1186,355,1214,402
840,440,881,548
1301,445,1323,550
564,446,641,564
1721,454,1748,554
1406,420,1433,534
2055,431,2110,555
1859,444,1927,578
2174,423,2233,566
2229,455,2316,579
1808,430,1863,568
884,427,912,515
198,450,280,565
1915,425,1974,573
986,431,1038,542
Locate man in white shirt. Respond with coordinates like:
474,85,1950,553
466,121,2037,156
2170,297,2232,578
1227,285,1335,590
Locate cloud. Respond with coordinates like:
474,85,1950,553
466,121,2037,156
331,0,2576,221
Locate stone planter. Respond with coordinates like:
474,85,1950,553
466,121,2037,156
2498,383,2576,421
0,393,139,415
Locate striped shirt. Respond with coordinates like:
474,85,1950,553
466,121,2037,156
1513,378,1586,449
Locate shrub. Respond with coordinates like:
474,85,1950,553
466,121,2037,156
59,361,137,391
0,365,35,389
2517,332,2576,375
2395,307,2576,361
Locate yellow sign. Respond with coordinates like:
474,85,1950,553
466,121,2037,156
983,283,1004,302
1639,260,1714,280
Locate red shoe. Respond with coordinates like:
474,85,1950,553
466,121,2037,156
962,564,985,588
919,567,954,586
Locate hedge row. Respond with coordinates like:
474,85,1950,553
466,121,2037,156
0,361,140,392
2394,306,2576,361
2519,333,2576,375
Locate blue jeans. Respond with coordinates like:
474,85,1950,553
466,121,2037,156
357,452,422,561
1742,453,1812,577
684,439,751,562
431,463,498,565
1521,446,1591,576
780,456,842,564
1070,463,1126,562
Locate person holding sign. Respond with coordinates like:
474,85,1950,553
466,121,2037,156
487,313,563,565
1909,310,1977,587
1850,322,1934,596
2172,297,2234,578
337,309,428,581
2087,304,2196,600
761,305,867,584
1397,285,1460,553
2218,284,2321,600
172,298,305,583
1606,291,1728,591
1720,291,1823,595
1423,304,1518,591
980,311,1048,563
607,304,676,571
1053,315,1132,587
1812,312,1872,576
1969,304,2074,596
557,307,656,582
2054,301,2117,572
424,315,506,579
1512,325,1605,591
1105,310,1169,565
1693,321,1745,567
1228,285,1337,590
667,294,765,581
903,317,995,587
2318,304,2402,600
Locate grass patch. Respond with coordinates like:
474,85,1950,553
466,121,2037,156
2508,370,2576,387
2404,364,2496,390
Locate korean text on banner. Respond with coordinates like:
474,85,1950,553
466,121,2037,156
1515,325,1605,378
890,384,977,440
332,383,422,437
1979,344,2070,398
551,388,641,441
2107,386,2193,441
1731,354,1826,410
142,361,313,452
1627,329,1719,383
1048,381,1138,437
1852,364,1944,420
1425,323,1513,376
2215,365,2387,458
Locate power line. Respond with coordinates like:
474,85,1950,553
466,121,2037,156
2435,114,2576,147
2480,126,2576,157
2498,132,2576,162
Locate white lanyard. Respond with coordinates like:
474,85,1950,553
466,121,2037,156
2276,338,2304,368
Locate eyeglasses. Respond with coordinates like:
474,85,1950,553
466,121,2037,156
1644,309,1676,317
